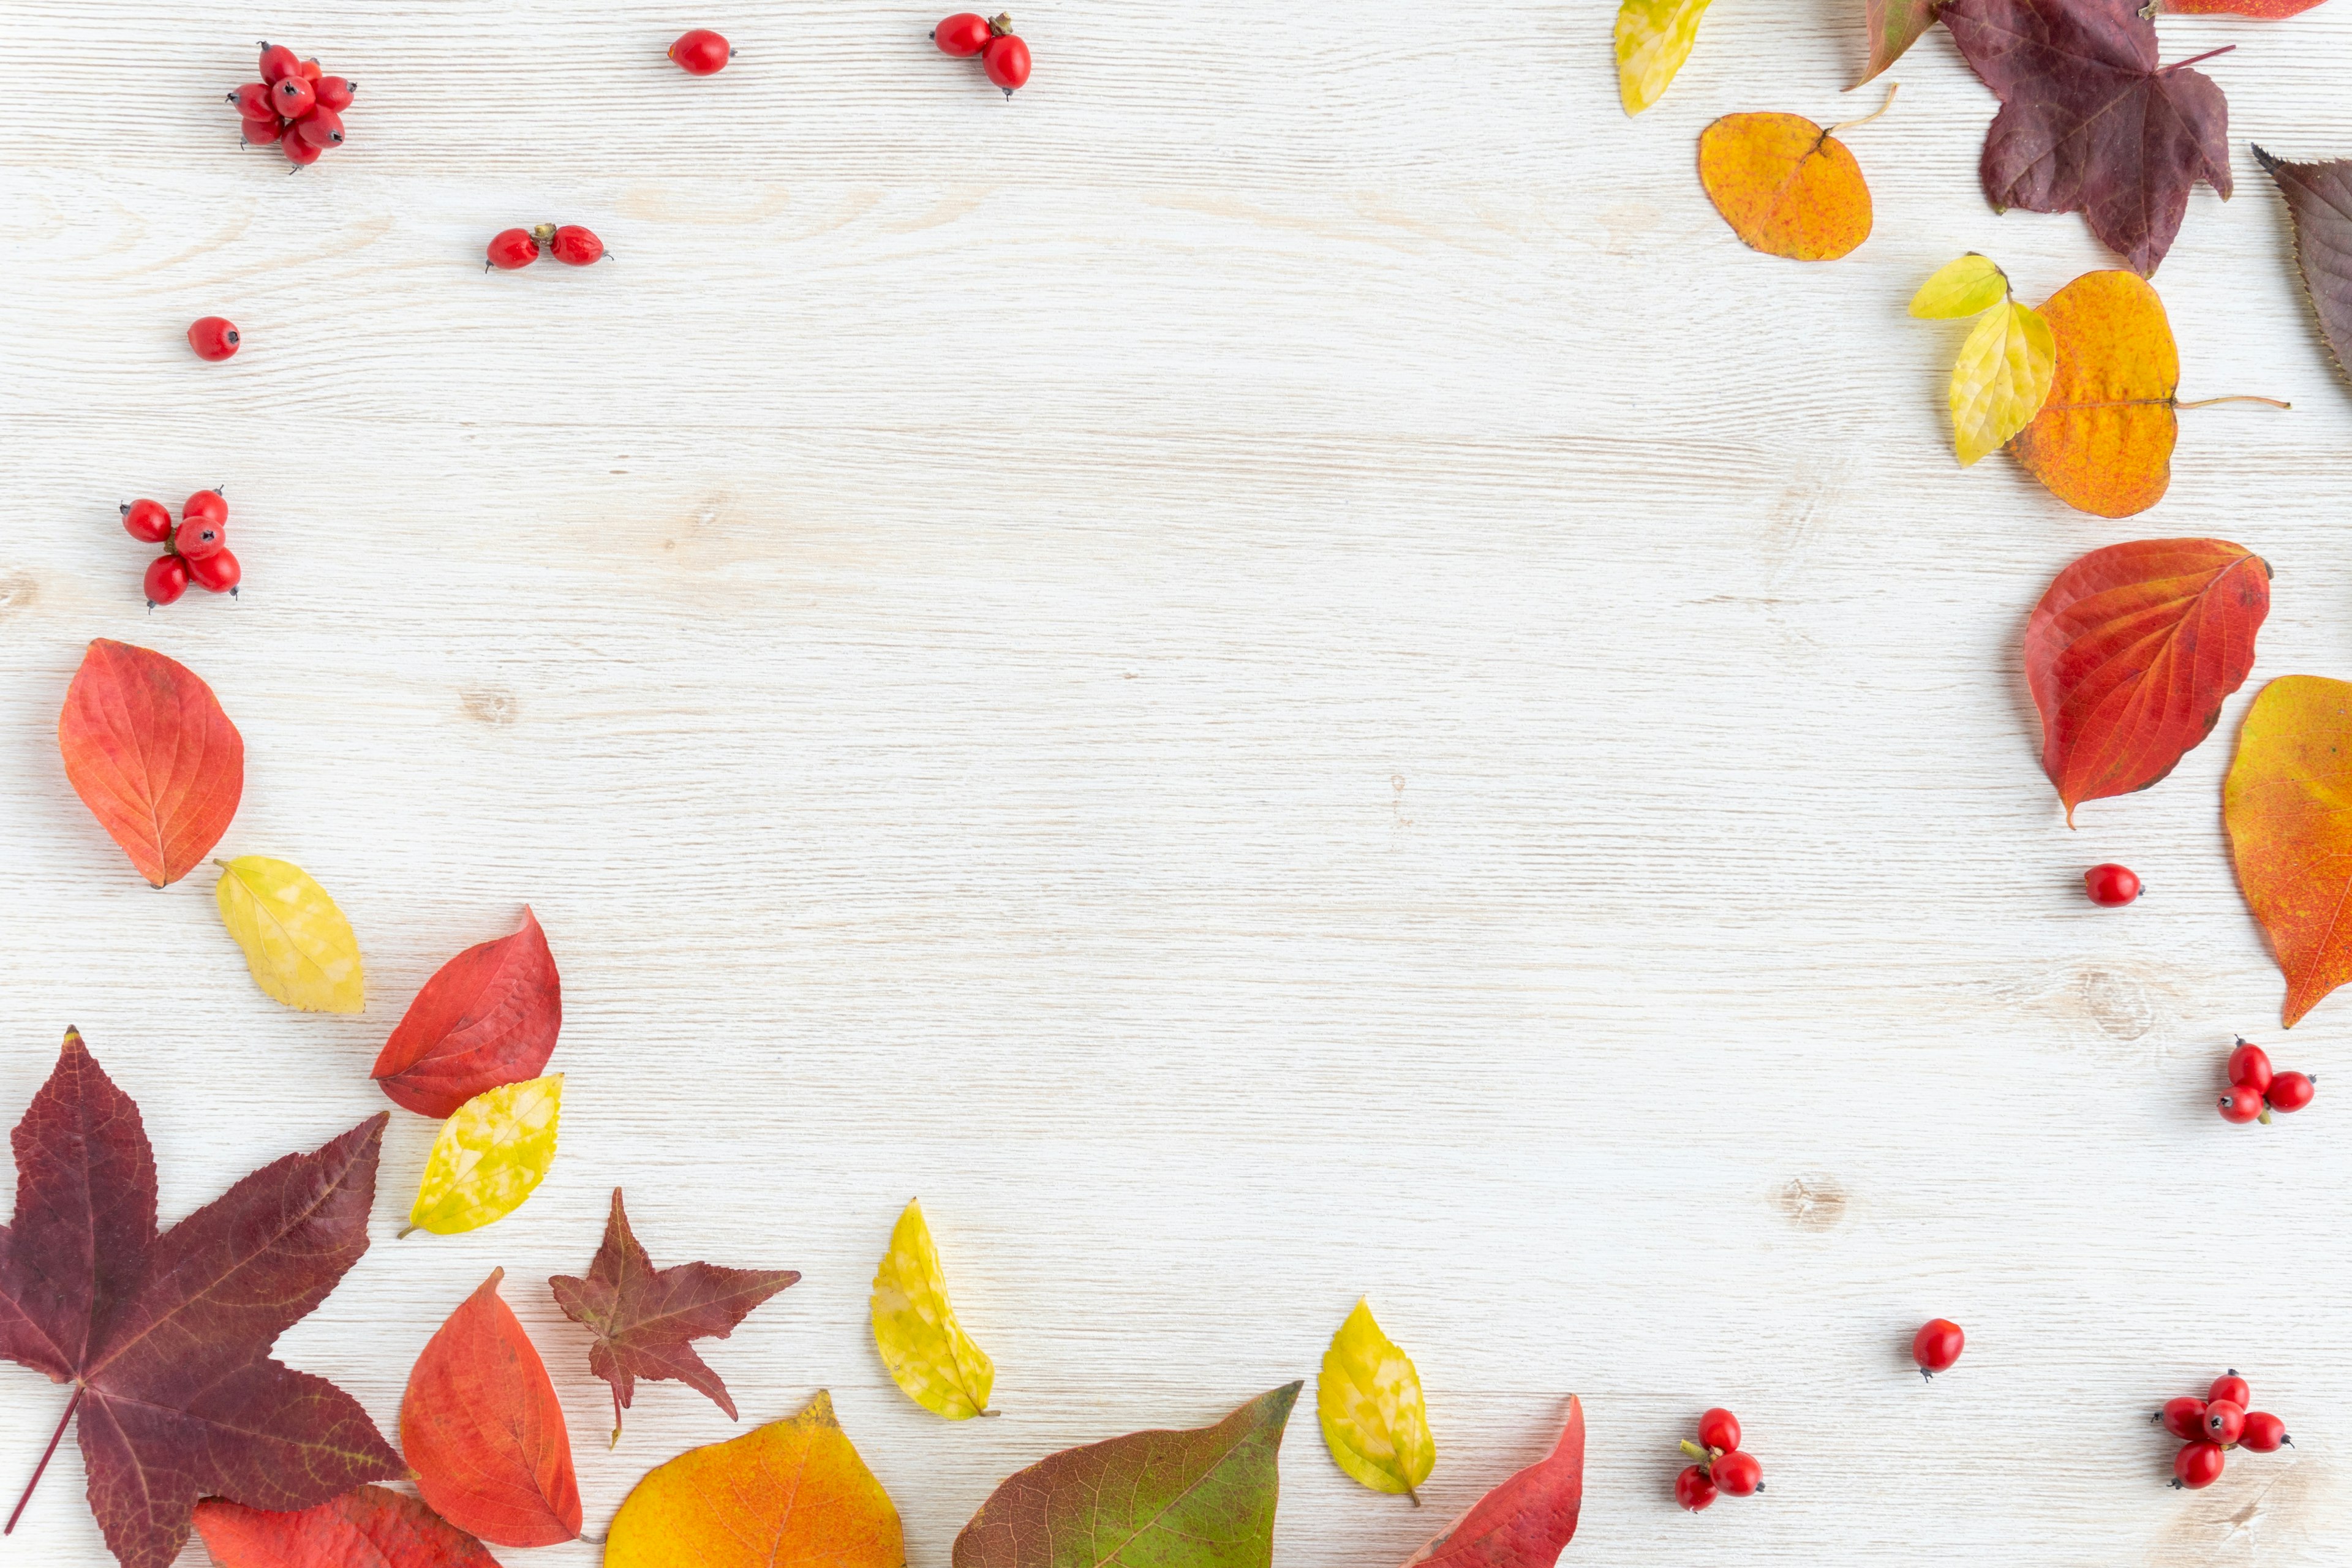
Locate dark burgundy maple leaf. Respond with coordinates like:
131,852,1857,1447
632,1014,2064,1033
549,1188,799,1442
1943,0,2233,276
0,1030,402,1568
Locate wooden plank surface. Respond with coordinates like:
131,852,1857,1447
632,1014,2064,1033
4,2,2352,1564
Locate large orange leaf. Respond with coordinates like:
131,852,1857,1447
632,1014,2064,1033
1697,112,1874,261
400,1269,581,1548
56,639,243,886
2225,676,2352,1026
2025,538,2270,824
192,1485,498,1567
2009,271,2178,518
603,1390,903,1568
1402,1397,1583,1568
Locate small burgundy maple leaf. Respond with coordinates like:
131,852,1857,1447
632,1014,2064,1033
549,1187,800,1442
0,1030,403,1568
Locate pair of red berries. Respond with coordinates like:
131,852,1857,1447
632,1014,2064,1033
2218,1038,2314,1125
2157,1371,2290,1489
669,28,734,74
123,491,241,606
933,12,1031,94
486,224,608,271
1674,1408,1762,1512
228,42,355,170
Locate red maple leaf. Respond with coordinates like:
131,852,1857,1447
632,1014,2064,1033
0,1030,402,1568
549,1187,800,1441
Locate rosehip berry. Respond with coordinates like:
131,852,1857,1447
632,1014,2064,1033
1711,1450,1762,1497
186,317,239,361
2227,1040,2274,1096
282,129,322,167
982,31,1031,94
1674,1465,1716,1512
121,499,173,543
2084,863,2141,907
230,83,276,119
548,224,605,265
143,554,189,608
933,13,992,55
174,518,225,561
2174,1441,2225,1490
271,74,315,118
186,546,241,596
183,490,227,528
258,43,301,83
2267,1071,2315,1114
486,228,540,271
2239,1412,2289,1452
2204,1400,2245,1446
1912,1318,1964,1378
296,108,344,148
314,76,355,111
2220,1085,2265,1125
2158,1396,2207,1442
2209,1371,2250,1410
241,116,283,146
669,28,733,74
298,58,322,82
1697,1408,1740,1454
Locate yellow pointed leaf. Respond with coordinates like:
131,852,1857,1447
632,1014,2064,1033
406,1075,562,1236
1317,1298,1434,1498
1951,300,2057,467
1615,0,1714,116
213,855,364,1013
870,1199,993,1419
1910,254,2010,320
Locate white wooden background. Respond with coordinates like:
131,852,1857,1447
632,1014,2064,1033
4,2,2352,1564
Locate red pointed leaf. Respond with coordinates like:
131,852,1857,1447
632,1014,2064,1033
193,1485,499,1567
56,639,244,886
549,1188,799,1441
1404,1397,1583,1568
401,1270,582,1547
372,908,562,1118
2024,539,2270,823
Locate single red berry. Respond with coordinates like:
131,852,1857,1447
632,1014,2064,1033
2220,1085,2264,1125
2226,1040,2274,1095
548,224,605,265
2208,1372,2251,1410
174,518,226,561
1674,1464,1717,1512
1711,1449,1762,1497
282,129,322,167
186,546,241,595
143,554,190,608
2203,1400,2246,1446
299,58,322,82
982,32,1031,94
241,116,284,146
258,43,301,83
230,83,276,119
933,12,993,55
1696,1408,1740,1454
486,228,540,271
2174,1441,2225,1490
271,74,315,118
1912,1318,1964,1377
186,316,240,361
2158,1397,2207,1442
2239,1412,2289,1452
296,107,344,148
2267,1071,2315,1114
121,499,173,543
314,75,355,111
669,28,733,74
181,490,227,527
2084,863,2141,907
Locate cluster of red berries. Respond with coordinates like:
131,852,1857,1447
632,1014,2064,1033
2218,1038,2315,1125
486,224,608,272
1673,1408,1762,1512
669,28,734,74
2084,862,2141,907
227,43,356,170
122,490,241,607
933,13,1032,95
2158,1371,2290,1489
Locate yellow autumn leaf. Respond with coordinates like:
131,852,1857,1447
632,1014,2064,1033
1951,300,2057,467
1910,254,2010,320
1317,1298,1434,1499
1615,0,1715,115
870,1199,993,1419
213,856,364,1013
405,1074,563,1237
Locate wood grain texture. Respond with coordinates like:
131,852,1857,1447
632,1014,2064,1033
4,3,2352,1565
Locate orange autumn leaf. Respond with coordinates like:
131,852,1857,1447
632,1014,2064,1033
2225,676,2352,1026
1697,94,1892,262
56,638,244,886
2008,271,2177,518
401,1269,582,1548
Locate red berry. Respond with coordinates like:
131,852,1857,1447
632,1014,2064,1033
282,129,322,167
2267,1071,2315,1114
143,554,189,608
2174,1441,2225,1490
186,546,241,595
548,224,605,266
314,76,355,111
230,83,276,119
486,228,540,271
2208,1372,2250,1410
2227,1040,2274,1095
2084,863,2141,907
121,499,173,543
669,28,733,74
1674,1464,1717,1512
2204,1400,2246,1445
241,116,284,146
258,43,301,83
1711,1449,1762,1497
296,107,344,148
271,74,315,118
1912,1318,1964,1377
2220,1085,2264,1125
982,32,1031,93
175,518,226,561
299,58,322,83
1696,1408,1740,1453
2239,1412,2288,1452
933,12,993,55
2158,1396,2207,1442
186,316,240,361
183,490,228,528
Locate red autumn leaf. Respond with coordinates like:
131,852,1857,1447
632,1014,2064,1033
372,907,562,1118
193,1485,498,1568
549,1187,801,1442
1403,1396,1583,1568
0,1029,400,1568
401,1269,582,1548
2163,0,2329,13
56,638,244,887
2024,539,2271,824
1942,0,2233,276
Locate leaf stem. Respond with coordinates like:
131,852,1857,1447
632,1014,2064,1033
2163,45,2236,75
1828,81,1899,141
2176,394,2291,410
6,1384,83,1536
1405,1484,1422,1508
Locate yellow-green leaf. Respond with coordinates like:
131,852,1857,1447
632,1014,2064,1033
1950,300,2057,467
406,1075,563,1236
870,1199,993,1419
1615,0,1716,116
1910,254,2010,320
1317,1298,1433,1499
213,855,364,1013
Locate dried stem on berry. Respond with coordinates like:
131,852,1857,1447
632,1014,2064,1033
990,11,1015,34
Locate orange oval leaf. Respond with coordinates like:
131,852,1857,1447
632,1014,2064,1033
56,639,244,886
2009,270,2179,518
1697,113,1874,260
401,1269,582,1548
2225,676,2352,1027
372,908,562,1118
194,1484,499,1567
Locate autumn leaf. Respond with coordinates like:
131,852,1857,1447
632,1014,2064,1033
373,907,561,1118
1909,253,2010,319
2254,147,2352,391
1942,0,2232,277
549,1187,800,1444
605,1389,903,1568
1401,1398,1583,1568
2009,271,2179,517
1319,1298,1434,1500
193,1485,498,1568
871,1198,994,1419
0,1030,401,1568
2163,0,2329,12
953,1382,1302,1568
2026,539,2270,824
56,639,243,887
1910,254,2057,464
214,856,366,1013
1860,0,1939,83
1615,0,1714,116
401,1270,581,1548
405,1075,562,1235
2225,676,2352,1026
1697,95,1890,262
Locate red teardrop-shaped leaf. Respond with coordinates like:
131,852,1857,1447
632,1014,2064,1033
56,639,244,886
401,1270,581,1548
1403,1396,1583,1568
194,1484,499,1567
372,908,562,1118
2024,538,2270,824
